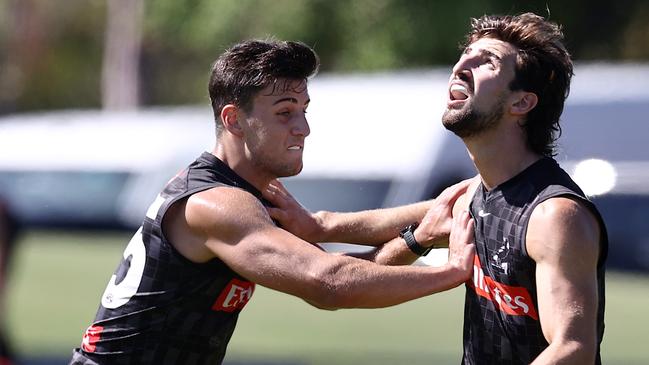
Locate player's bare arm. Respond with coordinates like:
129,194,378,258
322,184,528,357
265,178,472,265
345,206,477,266
165,186,475,310
344,180,474,265
526,197,601,365
264,179,431,245
265,178,471,247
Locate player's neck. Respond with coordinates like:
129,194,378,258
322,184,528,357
211,144,272,193
464,129,541,191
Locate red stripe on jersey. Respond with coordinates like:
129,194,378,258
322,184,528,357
81,325,104,353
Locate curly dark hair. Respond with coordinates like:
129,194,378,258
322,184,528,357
208,39,320,135
464,13,573,157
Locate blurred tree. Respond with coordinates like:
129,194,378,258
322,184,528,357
0,0,647,113
0,0,47,114
0,0,104,114
102,0,144,110
620,2,649,59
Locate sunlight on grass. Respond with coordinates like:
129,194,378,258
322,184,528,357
6,230,649,364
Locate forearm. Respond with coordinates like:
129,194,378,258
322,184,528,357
231,210,474,311
314,210,475,309
343,236,421,265
313,256,465,309
317,200,432,244
531,340,596,365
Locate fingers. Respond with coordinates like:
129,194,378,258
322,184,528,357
266,207,287,222
265,179,298,206
463,244,476,258
459,211,474,243
274,179,289,194
266,180,285,198
436,178,472,206
264,181,290,207
262,185,282,206
418,180,472,247
448,211,476,277
450,210,475,248
268,179,289,196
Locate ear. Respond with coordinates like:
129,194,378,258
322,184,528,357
220,104,244,137
510,92,538,116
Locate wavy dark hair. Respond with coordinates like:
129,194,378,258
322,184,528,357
464,13,573,157
208,39,320,135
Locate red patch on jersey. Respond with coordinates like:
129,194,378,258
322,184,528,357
212,278,255,312
469,256,539,320
81,325,104,353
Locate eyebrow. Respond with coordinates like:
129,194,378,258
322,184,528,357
272,97,310,106
464,46,503,60
483,49,502,60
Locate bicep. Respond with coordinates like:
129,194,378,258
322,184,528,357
214,225,331,299
527,197,601,347
189,188,332,300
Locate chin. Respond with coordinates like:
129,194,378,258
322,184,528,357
276,163,303,178
289,164,304,176
442,109,467,131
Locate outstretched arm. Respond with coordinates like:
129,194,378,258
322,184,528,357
264,178,471,247
527,197,602,365
342,181,474,265
165,186,475,310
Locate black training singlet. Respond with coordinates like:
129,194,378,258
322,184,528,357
70,152,270,365
462,157,607,364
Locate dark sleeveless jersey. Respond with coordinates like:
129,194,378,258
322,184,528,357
70,152,271,365
462,157,607,365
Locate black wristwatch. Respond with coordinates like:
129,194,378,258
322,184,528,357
399,222,432,256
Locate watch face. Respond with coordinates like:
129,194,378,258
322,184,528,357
400,223,417,237
400,222,427,256
406,223,419,233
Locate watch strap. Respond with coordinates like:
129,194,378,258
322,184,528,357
400,223,432,256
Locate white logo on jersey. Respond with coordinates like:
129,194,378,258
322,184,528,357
222,284,254,308
478,209,491,217
491,238,511,275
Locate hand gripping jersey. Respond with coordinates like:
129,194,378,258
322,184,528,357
70,152,270,365
462,158,607,364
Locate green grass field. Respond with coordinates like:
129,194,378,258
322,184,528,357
6,230,649,364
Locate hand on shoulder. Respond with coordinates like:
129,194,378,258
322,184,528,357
415,178,473,248
451,175,482,219
263,179,326,243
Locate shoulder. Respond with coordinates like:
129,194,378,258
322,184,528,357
526,196,601,264
185,186,274,233
163,185,275,262
452,175,481,217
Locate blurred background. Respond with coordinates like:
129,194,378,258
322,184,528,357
1,0,648,364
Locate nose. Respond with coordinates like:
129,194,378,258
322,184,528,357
451,54,474,83
291,113,310,137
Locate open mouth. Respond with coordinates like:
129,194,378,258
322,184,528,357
287,145,302,151
450,84,470,101
448,69,473,106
